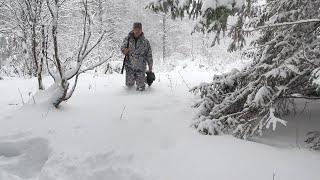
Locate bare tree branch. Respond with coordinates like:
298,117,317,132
82,30,106,60
66,30,107,80
78,55,112,74
64,55,112,101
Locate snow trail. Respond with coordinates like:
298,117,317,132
0,71,320,180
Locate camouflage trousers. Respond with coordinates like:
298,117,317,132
125,67,145,89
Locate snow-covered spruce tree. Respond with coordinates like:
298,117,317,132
192,0,320,139
44,0,109,108
149,0,320,140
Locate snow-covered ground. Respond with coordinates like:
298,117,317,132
0,63,320,180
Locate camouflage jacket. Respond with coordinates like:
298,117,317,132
121,31,153,71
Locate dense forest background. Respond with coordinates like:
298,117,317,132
0,0,243,78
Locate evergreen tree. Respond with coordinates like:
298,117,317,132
149,0,320,141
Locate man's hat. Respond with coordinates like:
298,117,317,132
133,22,142,29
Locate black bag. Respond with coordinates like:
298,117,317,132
146,71,156,86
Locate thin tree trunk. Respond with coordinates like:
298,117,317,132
38,25,46,90
32,23,39,77
52,19,68,108
32,22,45,90
162,15,167,63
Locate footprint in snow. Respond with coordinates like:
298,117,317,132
0,133,50,180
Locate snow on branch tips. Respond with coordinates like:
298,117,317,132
266,108,287,131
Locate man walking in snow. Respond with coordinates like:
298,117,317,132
121,22,153,91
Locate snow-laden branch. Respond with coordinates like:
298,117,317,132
82,30,106,61
43,0,110,107
62,0,107,80
280,95,320,100
302,44,320,68
78,56,112,74
65,30,107,80
64,55,112,101
265,108,287,131
244,19,320,32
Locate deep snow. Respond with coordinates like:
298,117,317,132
0,65,320,180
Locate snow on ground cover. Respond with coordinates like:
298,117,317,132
0,62,319,180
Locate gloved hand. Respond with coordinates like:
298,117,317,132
123,48,131,55
146,71,156,86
